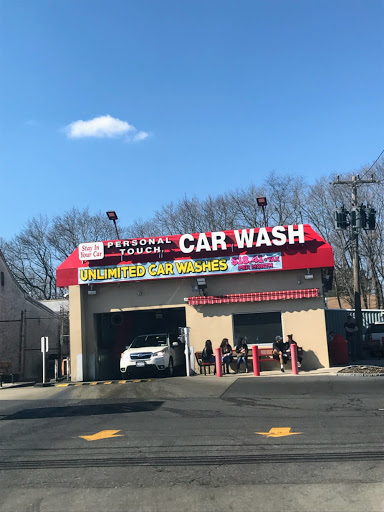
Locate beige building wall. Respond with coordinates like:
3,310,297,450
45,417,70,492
68,267,329,380
69,285,87,382
186,298,329,370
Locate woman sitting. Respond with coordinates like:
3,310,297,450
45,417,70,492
286,334,302,368
220,338,233,374
202,339,215,364
235,337,249,373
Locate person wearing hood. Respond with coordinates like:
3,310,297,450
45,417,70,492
272,335,289,372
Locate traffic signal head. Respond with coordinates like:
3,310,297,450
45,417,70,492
351,205,367,229
366,207,376,230
334,207,349,230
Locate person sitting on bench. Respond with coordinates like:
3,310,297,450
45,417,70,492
220,338,233,374
273,335,289,372
202,339,215,364
235,337,249,373
286,334,302,368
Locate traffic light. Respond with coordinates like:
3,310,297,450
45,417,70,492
366,207,376,230
351,205,367,229
334,206,349,230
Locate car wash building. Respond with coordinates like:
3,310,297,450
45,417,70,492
56,223,334,381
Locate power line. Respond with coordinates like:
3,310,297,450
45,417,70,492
359,148,384,182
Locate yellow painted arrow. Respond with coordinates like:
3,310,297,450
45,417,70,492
79,430,123,441
256,427,302,438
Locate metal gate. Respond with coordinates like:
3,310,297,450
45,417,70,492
325,309,384,336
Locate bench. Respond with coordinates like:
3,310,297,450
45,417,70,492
229,346,303,372
256,346,303,369
0,362,15,386
195,346,303,375
195,352,216,375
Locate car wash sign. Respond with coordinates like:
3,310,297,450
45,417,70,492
92,225,304,259
78,253,283,284
56,224,335,287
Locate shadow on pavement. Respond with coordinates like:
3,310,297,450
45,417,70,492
0,401,163,420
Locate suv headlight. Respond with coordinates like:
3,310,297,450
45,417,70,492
154,349,167,357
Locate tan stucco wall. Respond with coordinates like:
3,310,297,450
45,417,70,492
68,268,329,380
186,298,329,369
69,285,87,381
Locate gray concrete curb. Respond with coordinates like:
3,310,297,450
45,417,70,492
0,381,36,390
337,372,384,377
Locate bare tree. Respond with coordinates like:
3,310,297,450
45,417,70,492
3,162,384,307
48,208,124,261
3,216,57,299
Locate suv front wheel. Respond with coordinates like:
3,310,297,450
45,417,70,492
166,358,174,377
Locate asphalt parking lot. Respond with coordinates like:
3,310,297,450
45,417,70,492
0,373,384,512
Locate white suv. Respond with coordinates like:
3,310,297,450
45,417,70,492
120,333,185,377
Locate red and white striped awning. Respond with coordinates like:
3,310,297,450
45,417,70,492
187,288,320,306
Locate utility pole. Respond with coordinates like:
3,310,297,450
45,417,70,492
331,174,377,358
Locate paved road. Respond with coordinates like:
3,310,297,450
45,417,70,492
0,375,383,512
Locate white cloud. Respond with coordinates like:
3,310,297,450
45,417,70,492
132,130,149,142
65,115,149,142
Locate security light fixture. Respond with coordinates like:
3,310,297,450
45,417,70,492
88,285,97,296
304,269,314,280
196,277,207,296
106,210,120,239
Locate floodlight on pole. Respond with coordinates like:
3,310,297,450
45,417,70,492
256,197,268,227
106,210,120,239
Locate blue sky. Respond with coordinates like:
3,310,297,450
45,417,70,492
0,0,383,240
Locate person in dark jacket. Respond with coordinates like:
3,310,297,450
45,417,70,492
286,334,302,368
235,337,249,373
273,335,289,372
201,339,215,364
344,315,358,361
220,338,233,374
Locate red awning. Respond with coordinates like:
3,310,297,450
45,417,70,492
188,288,320,305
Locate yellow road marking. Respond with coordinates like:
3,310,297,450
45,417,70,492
89,382,97,385
75,383,83,386
256,427,302,438
104,381,112,385
133,379,141,383
79,430,123,442
118,380,127,384
57,383,69,387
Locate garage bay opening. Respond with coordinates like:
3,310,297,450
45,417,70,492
96,307,186,380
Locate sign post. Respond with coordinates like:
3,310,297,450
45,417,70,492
41,336,48,384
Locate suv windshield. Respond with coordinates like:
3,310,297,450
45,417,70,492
130,335,168,348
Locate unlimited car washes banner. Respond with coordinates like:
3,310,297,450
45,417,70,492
78,253,282,284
